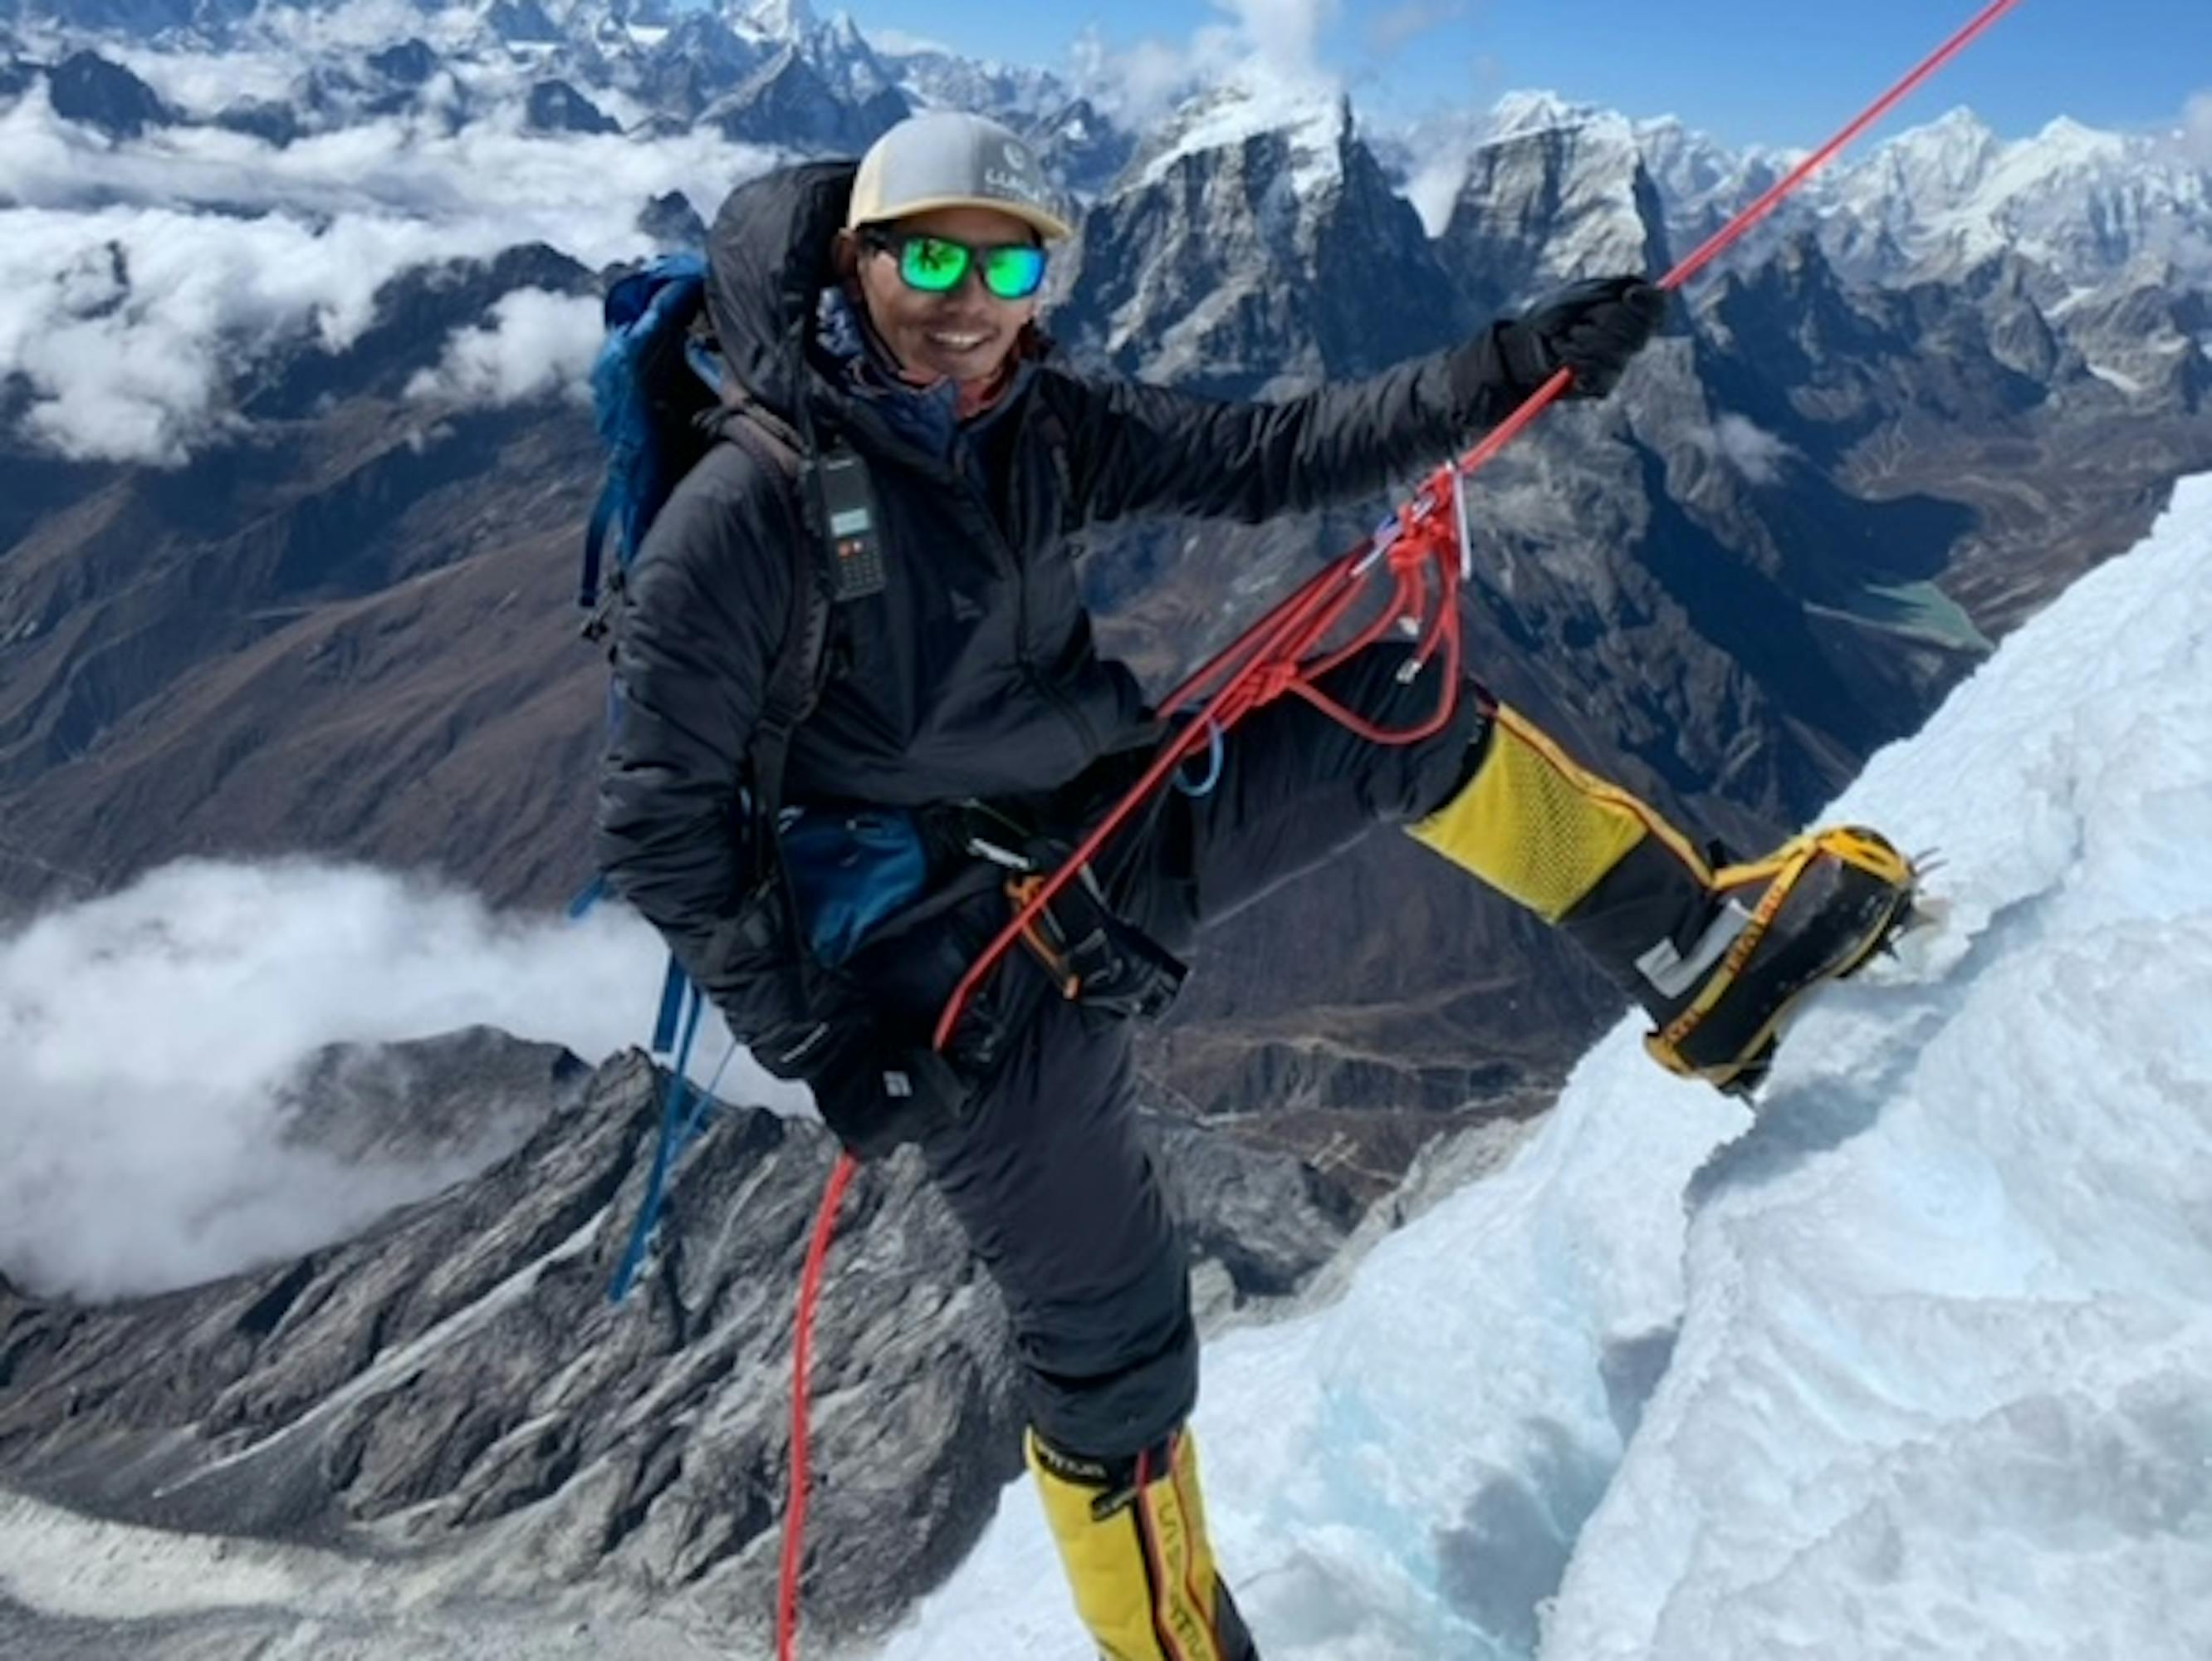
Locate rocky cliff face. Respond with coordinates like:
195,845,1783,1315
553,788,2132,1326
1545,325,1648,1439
699,43,906,149
1433,107,1673,315
0,1030,1360,1652
1056,91,1467,394
1,1044,1015,1652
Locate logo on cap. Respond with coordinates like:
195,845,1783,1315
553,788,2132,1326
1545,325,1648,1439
982,139,1044,203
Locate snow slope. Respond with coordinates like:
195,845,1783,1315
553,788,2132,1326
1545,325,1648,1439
869,475,2212,1661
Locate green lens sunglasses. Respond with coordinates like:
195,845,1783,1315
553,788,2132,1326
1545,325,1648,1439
863,228,1049,301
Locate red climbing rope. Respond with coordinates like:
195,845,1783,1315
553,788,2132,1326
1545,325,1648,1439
778,1149,855,1661
775,3,2027,1653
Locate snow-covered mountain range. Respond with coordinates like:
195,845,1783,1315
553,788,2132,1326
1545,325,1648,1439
1392,87,2212,292
3,0,2205,475
6,0,2206,287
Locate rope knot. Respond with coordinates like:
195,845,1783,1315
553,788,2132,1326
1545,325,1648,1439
1253,660,1304,703
1387,514,1451,576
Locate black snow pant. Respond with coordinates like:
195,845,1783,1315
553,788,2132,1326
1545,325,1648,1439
854,644,1487,1461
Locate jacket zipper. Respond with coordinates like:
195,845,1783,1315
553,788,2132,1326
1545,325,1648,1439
993,426,1101,760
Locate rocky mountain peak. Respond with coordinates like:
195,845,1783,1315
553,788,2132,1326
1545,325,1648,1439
1630,112,1791,254
1488,86,1608,140
1060,84,1458,397
1847,105,2004,223
46,47,174,138
2028,111,2126,163
702,41,904,148
1434,106,1671,314
1826,106,2212,287
1126,77,1353,197
1693,230,1891,388
526,75,618,135
1024,94,1138,200
365,37,438,87
637,187,707,247
1895,105,2003,170
729,0,815,42
875,41,1066,126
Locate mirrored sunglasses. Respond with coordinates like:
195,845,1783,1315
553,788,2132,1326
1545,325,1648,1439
864,229,1048,301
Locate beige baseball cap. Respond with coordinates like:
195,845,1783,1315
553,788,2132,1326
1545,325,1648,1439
847,111,1074,243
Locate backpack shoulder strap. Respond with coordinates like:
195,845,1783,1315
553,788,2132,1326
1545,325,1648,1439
719,411,830,855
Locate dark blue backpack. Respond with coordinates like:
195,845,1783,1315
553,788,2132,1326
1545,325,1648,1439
578,254,931,1301
575,253,817,1302
578,252,722,623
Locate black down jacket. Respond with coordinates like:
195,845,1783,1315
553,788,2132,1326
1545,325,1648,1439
593,159,1551,1048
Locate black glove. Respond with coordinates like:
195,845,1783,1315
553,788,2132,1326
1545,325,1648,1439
1508,276,1669,400
805,1032,973,1161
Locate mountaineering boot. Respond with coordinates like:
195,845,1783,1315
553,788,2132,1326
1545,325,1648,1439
1028,1426,1260,1661
1408,703,1919,1095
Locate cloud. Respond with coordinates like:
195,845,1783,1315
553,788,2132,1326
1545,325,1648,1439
1697,414,1796,484
2,202,467,463
404,287,603,410
1221,0,1338,79
2183,90,2212,169
1402,140,1478,235
0,83,771,463
1067,26,1236,127
864,26,959,58
1068,0,1342,128
0,859,807,1301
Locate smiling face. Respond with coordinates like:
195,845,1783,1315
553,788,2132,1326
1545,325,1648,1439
846,203,1044,388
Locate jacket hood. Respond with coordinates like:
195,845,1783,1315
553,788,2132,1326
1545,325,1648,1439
705,159,857,425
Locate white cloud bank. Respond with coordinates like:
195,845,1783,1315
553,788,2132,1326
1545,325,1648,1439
0,85,771,463
404,287,604,409
2182,89,2212,169
2,202,472,463
1685,412,1796,484
1069,0,1342,130
0,859,803,1301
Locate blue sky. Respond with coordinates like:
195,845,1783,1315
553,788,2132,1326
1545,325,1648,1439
842,0,2210,150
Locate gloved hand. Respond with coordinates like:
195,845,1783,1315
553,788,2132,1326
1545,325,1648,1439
805,1031,973,1161
1508,275,1669,399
